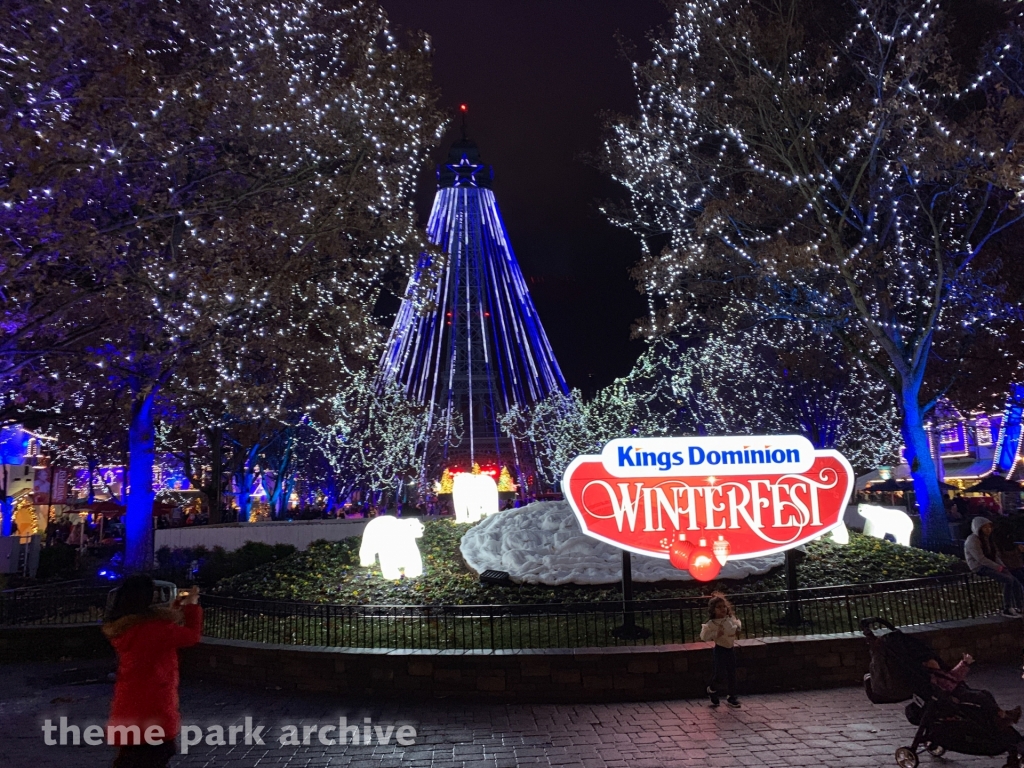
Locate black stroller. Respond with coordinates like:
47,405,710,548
862,617,1022,768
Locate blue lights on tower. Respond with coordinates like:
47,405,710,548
379,133,568,489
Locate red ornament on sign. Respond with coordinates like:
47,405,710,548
668,534,694,570
687,539,721,582
562,437,854,582
713,535,731,566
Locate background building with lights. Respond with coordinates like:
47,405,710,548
857,384,1024,492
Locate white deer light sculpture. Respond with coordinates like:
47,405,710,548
452,472,499,524
359,516,425,579
857,503,914,547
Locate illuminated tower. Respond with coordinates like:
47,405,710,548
379,125,568,489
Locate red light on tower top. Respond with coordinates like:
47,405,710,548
459,103,468,113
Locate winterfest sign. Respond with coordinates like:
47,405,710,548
561,436,854,581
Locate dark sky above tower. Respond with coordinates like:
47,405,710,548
383,0,667,395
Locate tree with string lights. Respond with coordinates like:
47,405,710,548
500,377,666,487
653,325,903,471
309,370,451,504
605,0,1024,546
506,324,901,488
2,0,442,566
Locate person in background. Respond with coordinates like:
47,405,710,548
953,493,970,518
953,494,972,538
965,517,1022,617
992,517,1024,611
700,592,742,708
946,494,964,541
103,575,203,768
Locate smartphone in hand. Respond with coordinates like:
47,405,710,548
174,587,200,607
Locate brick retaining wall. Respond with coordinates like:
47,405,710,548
178,616,1023,703
0,623,112,663
4,617,1017,701
154,518,368,554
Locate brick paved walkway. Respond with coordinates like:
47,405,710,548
2,659,1024,767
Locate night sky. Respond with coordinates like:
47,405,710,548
383,0,668,395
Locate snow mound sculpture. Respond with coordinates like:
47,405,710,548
459,500,784,585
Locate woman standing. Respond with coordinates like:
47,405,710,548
103,575,203,767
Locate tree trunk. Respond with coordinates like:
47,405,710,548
87,455,96,504
269,430,294,516
326,470,342,510
235,470,252,523
120,436,129,504
125,388,156,572
900,381,950,549
182,446,193,492
0,498,12,536
0,464,12,536
206,427,223,524
280,475,296,517
235,444,259,523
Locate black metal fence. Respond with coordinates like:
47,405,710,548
0,574,1002,650
200,574,1001,650
0,583,111,626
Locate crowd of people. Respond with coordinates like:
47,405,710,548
31,492,533,556
947,492,1005,540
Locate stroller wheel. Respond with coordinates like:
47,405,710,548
896,747,919,768
926,743,946,757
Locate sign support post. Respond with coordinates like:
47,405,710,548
611,551,651,640
47,460,54,533
780,549,805,626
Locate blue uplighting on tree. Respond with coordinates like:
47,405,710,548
995,384,1024,477
379,134,568,487
0,426,27,536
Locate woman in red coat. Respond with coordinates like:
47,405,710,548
103,574,203,768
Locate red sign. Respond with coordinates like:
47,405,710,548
32,468,49,505
33,468,68,505
562,436,854,581
52,468,68,504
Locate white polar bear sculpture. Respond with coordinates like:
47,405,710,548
829,521,851,545
857,503,914,547
359,516,425,579
452,472,499,524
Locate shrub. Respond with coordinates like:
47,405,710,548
212,523,967,606
36,542,79,580
789,532,967,587
155,541,297,586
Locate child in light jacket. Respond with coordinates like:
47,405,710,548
700,592,741,708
